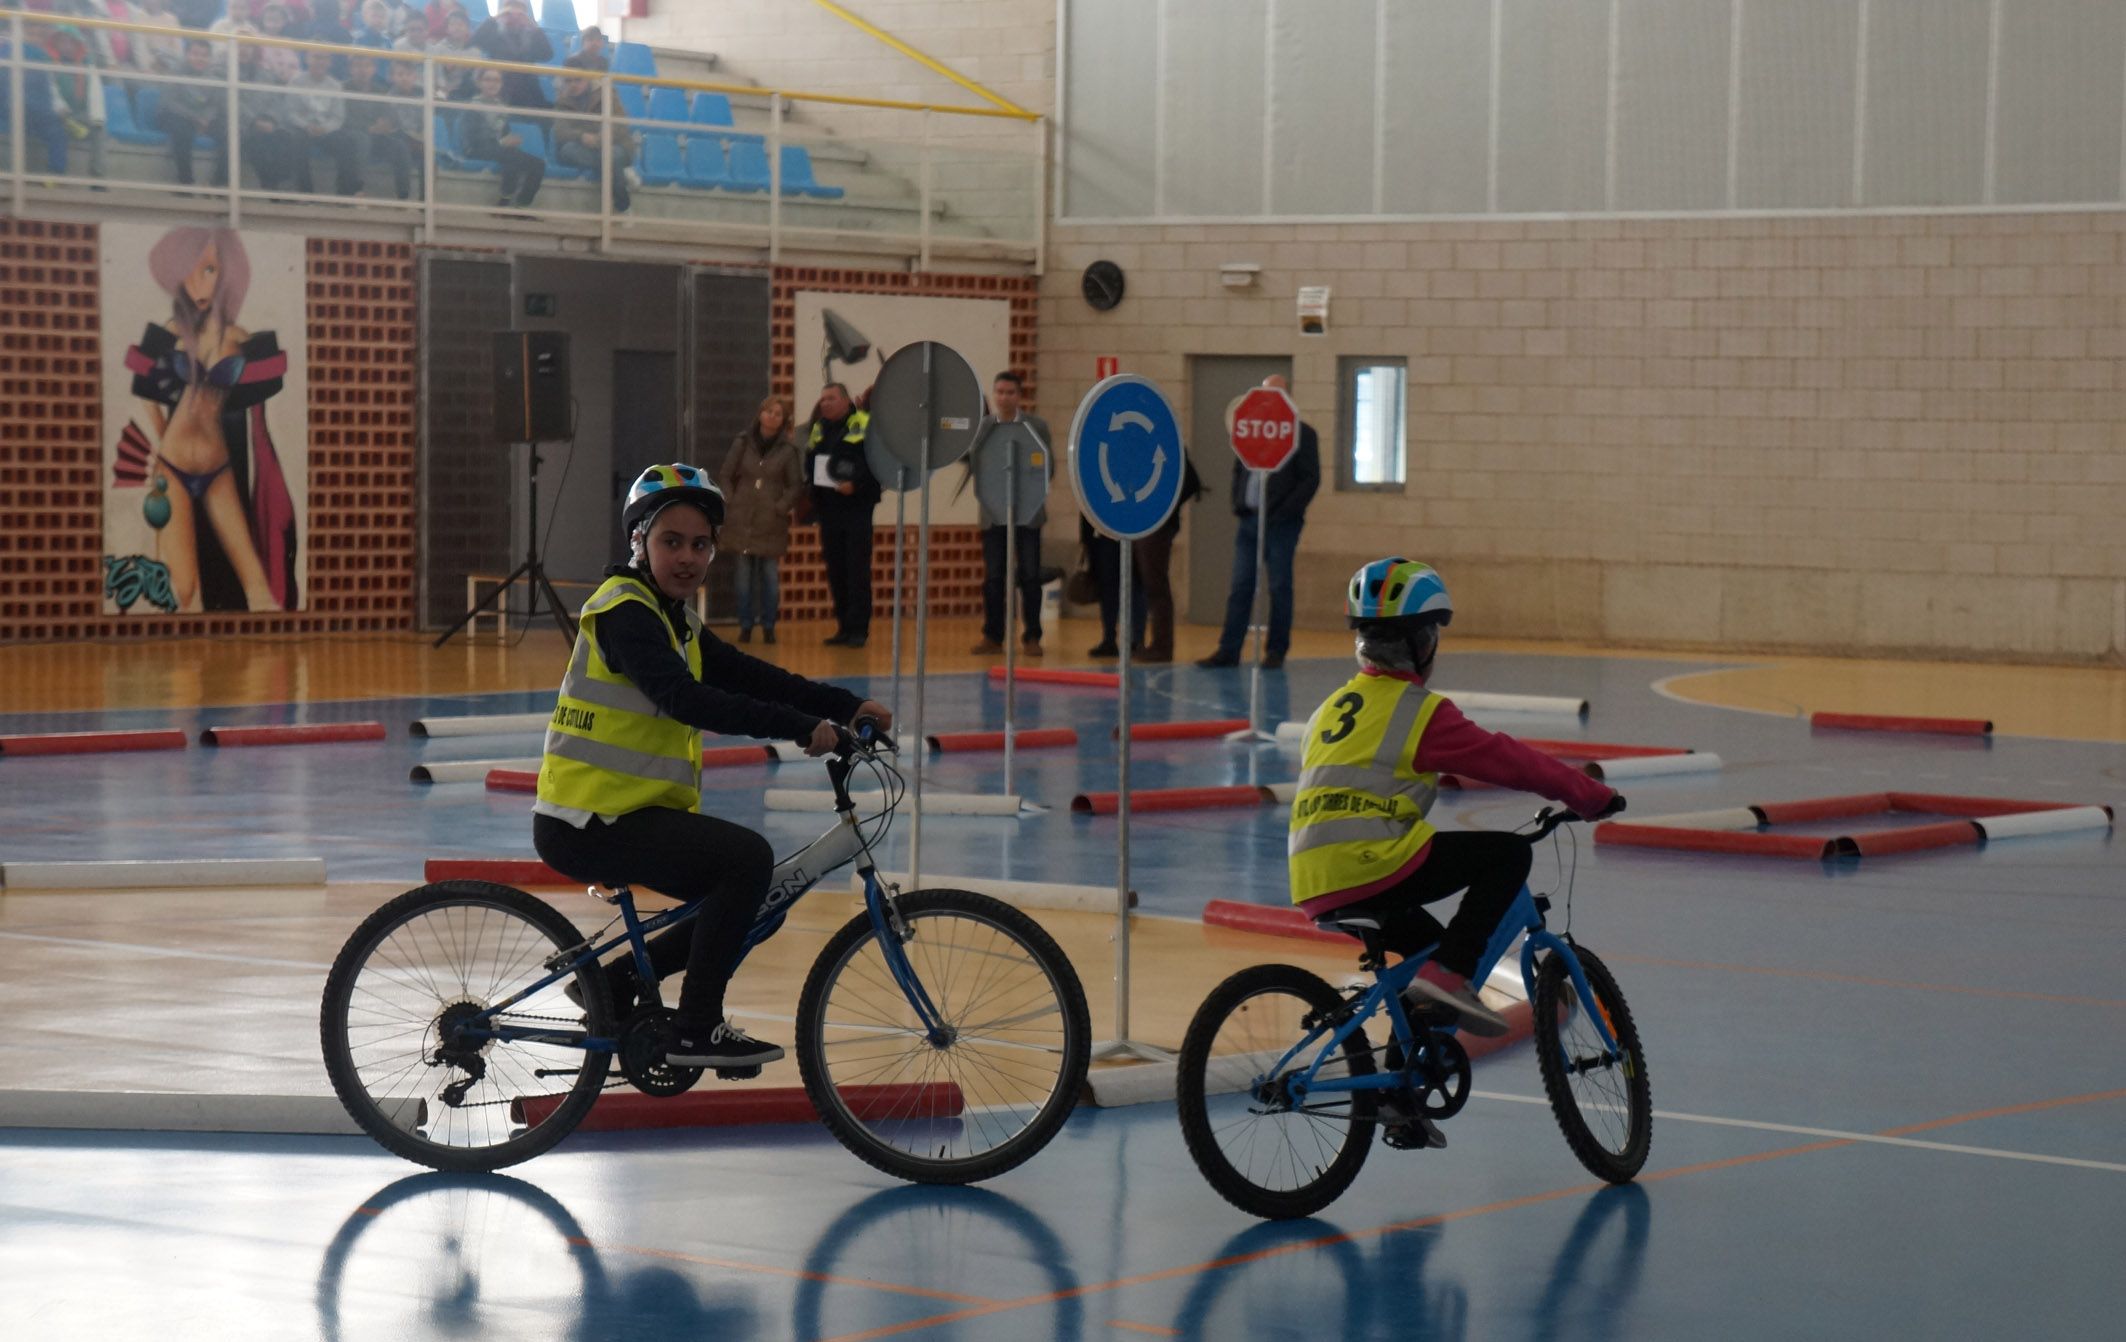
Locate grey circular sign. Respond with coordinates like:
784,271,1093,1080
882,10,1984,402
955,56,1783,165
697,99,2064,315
866,341,984,478
971,420,1052,526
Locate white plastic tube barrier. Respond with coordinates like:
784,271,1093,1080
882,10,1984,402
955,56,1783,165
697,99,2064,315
1583,752,1724,781
1432,690,1590,716
409,757,540,784
1274,720,1309,744
1085,1046,1295,1108
1263,781,1297,804
768,790,1025,816
1972,806,2114,841
409,712,552,738
0,858,328,890
0,1090,418,1135
847,871,1134,913
1623,806,1762,831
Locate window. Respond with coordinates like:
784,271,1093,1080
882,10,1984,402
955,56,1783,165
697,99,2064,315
1339,358,1407,490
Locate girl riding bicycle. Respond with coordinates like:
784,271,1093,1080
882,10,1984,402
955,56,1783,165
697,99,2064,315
533,463,892,1071
1289,559,1622,1035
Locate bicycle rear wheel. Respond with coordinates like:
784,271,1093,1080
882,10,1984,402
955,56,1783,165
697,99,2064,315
795,888,1091,1185
1175,963,1376,1220
320,880,614,1172
1532,944,1652,1182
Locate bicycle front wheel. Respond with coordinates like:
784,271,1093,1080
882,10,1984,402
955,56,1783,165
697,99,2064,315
320,880,614,1172
1532,944,1652,1182
1175,963,1376,1220
795,888,1091,1185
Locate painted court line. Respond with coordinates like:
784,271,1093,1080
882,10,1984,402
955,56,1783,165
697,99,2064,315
1600,950,2126,1010
0,929,335,973
811,1083,2126,1342
1470,1089,2126,1175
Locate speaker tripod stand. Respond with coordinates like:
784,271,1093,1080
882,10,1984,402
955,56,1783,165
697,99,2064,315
433,441,578,647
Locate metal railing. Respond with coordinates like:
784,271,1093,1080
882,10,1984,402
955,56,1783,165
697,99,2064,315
1,8,1042,268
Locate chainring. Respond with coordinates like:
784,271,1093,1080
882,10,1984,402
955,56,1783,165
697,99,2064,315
1410,1029,1472,1119
618,1007,703,1097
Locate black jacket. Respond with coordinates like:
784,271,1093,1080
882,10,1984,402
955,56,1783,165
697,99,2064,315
805,412,882,525
593,566,862,746
1228,422,1320,524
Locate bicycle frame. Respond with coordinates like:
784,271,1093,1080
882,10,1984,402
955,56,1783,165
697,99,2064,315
454,751,947,1053
1273,883,1624,1108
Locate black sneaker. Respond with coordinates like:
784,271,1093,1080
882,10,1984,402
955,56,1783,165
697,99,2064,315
824,631,851,646
665,1020,785,1068
1195,652,1240,668
1088,641,1119,658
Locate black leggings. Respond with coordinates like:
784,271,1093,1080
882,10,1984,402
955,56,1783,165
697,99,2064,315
533,807,775,1028
1332,831,1534,979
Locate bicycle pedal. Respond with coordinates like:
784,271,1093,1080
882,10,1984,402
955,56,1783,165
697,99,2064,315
714,1065,763,1081
1382,1119,1448,1152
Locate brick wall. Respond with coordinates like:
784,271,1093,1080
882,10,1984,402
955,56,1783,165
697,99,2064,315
0,220,416,643
1041,214,2126,663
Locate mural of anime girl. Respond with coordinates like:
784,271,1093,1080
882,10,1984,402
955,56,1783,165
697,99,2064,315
108,226,300,613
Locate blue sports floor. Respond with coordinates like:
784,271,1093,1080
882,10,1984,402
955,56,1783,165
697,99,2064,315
3,641,2124,1339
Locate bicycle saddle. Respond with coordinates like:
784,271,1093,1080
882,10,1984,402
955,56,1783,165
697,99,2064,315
1312,914,1382,935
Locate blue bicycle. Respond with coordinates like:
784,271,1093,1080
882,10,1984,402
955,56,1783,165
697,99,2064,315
1175,807,1652,1219
321,724,1092,1180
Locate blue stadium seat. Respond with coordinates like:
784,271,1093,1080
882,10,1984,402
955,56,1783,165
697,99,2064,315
431,113,476,170
636,130,684,186
689,93,733,127
541,28,572,63
681,135,729,190
508,120,549,162
120,86,215,150
540,1,579,34
645,87,689,128
779,144,844,200
615,81,646,120
611,42,655,77
106,84,167,146
537,73,555,102
725,137,770,192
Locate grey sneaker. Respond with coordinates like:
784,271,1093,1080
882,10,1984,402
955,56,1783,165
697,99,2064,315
1403,975,1512,1037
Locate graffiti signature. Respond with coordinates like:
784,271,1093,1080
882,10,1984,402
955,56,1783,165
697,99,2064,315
105,554,179,614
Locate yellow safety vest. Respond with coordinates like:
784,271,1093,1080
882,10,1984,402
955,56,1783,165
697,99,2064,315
808,408,870,449
536,574,704,816
1287,672,1445,904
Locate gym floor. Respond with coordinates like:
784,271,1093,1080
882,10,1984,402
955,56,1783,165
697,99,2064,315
2,616,2122,1340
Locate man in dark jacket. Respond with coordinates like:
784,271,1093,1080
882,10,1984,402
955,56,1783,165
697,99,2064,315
472,0,553,110
968,370,1053,657
1197,375,1320,670
804,382,880,648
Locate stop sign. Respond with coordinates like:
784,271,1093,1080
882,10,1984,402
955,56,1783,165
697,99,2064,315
1229,386,1300,472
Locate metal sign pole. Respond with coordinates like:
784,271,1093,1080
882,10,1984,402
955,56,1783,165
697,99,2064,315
1114,538,1133,1043
890,466,908,717
909,346,933,891
1248,468,1269,725
1002,444,1019,795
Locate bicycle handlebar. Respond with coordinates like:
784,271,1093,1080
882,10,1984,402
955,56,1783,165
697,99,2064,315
1528,795,1626,842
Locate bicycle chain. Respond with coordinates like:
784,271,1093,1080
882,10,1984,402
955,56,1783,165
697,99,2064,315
429,1011,623,1110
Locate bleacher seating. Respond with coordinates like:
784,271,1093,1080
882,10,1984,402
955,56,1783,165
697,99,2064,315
540,1,579,35
780,145,844,200
636,130,684,186
611,42,655,77
645,87,689,128
682,136,729,190
690,93,734,127
725,138,771,192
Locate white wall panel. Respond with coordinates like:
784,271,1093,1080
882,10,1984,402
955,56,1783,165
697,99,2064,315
1064,0,1160,217
1735,0,1860,208
1269,0,1378,215
1381,0,1493,214
1496,0,1609,213
1615,0,1732,210
1862,0,1989,207
1995,0,2126,204
1161,0,1269,216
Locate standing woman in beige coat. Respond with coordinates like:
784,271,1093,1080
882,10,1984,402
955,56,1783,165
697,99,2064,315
717,395,804,644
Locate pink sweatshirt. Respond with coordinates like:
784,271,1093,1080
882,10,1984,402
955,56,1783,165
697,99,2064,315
1298,669,1617,913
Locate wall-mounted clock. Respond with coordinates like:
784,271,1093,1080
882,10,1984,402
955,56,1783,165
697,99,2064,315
1081,260,1126,312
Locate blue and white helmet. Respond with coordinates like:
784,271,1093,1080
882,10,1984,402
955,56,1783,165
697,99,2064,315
623,463,725,535
1346,558,1453,627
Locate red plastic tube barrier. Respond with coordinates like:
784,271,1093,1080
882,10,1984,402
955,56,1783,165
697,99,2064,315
1596,823,1835,860
200,722,387,747
1751,793,1892,825
0,729,188,757
1116,719,1250,742
1884,792,2082,819
1810,711,1992,737
1519,739,1692,762
1202,899,1356,947
486,769,538,793
927,727,1080,753
1071,785,1270,815
702,744,778,768
986,667,1121,689
1836,821,1981,858
423,858,574,885
515,1081,965,1132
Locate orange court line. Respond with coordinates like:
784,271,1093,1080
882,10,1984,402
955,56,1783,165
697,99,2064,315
1603,951,2126,1011
810,1082,2126,1342
566,1237,998,1306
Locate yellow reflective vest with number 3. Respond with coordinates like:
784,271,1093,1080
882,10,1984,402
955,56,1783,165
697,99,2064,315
1287,672,1445,905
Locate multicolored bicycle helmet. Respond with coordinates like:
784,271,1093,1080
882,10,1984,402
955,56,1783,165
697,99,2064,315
622,463,725,534
1346,558,1453,627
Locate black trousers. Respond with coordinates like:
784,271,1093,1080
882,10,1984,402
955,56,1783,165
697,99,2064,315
533,807,776,1027
1331,831,1534,979
1088,532,1146,648
817,515,873,638
981,524,1043,644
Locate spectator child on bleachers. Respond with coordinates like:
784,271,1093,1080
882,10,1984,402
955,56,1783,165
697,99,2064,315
456,64,545,209
153,38,220,186
552,68,633,212
287,45,365,196
472,0,553,110
427,8,478,100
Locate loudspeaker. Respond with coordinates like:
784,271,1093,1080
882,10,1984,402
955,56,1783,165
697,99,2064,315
492,330,572,442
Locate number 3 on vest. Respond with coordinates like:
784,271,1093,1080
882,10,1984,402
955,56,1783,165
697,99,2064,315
1320,692,1364,744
